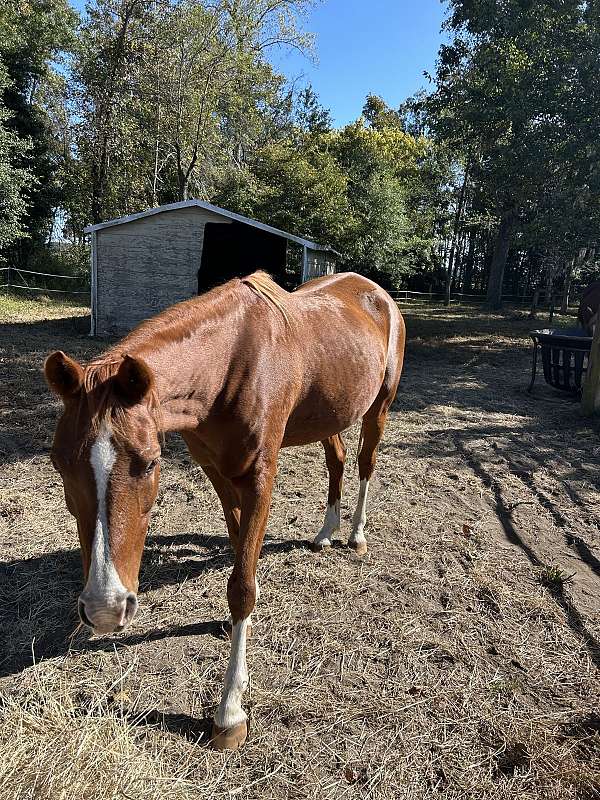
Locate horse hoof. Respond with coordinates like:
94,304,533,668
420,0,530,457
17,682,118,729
310,539,331,553
349,540,368,556
210,720,248,750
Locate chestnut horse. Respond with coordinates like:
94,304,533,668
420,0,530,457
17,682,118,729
44,271,405,749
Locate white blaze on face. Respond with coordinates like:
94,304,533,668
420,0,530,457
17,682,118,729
85,423,127,602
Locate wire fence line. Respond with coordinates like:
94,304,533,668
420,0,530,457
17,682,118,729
389,289,536,303
11,267,81,279
1,266,90,296
0,267,583,308
389,289,583,310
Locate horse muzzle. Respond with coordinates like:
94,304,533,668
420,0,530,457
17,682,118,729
78,590,138,635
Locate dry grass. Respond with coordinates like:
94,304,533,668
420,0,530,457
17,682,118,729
1,295,599,799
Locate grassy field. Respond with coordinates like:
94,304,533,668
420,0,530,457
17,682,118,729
0,290,599,800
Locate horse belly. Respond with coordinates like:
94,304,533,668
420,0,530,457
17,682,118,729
282,358,385,447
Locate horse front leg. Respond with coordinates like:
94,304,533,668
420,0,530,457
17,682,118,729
211,453,277,750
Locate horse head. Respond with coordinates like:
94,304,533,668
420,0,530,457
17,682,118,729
44,351,161,634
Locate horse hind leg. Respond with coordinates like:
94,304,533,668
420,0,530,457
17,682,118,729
349,403,391,557
349,319,403,557
311,434,346,552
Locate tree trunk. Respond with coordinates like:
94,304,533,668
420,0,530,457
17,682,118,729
91,135,108,224
523,249,533,299
529,288,540,318
89,1,140,224
545,264,554,314
462,229,476,294
454,231,466,293
481,233,494,293
152,69,162,207
486,211,516,310
444,257,452,305
444,158,471,307
560,259,574,313
176,155,186,201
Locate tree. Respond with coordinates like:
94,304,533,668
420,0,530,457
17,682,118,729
0,64,33,262
72,0,315,224
332,120,440,287
213,134,351,246
428,0,593,308
362,94,403,131
0,0,76,262
294,85,332,134
72,0,153,224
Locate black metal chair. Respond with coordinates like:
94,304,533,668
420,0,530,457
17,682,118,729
528,328,592,394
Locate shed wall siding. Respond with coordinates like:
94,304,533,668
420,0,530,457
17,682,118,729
96,206,230,334
303,247,336,281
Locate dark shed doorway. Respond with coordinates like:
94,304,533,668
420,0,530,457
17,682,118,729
198,221,290,294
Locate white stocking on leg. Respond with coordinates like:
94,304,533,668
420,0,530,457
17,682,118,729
349,479,369,555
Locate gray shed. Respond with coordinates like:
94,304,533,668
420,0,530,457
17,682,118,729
84,199,338,336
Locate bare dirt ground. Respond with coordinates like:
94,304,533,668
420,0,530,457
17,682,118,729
1,292,599,800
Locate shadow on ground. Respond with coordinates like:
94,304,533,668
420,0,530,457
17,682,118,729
0,531,307,681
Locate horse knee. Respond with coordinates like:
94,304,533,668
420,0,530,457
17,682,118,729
227,571,256,623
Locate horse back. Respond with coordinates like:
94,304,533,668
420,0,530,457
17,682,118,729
278,273,405,446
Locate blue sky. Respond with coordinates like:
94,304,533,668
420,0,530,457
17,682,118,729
69,0,447,127
273,0,447,125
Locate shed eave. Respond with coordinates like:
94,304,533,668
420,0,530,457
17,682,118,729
83,199,338,254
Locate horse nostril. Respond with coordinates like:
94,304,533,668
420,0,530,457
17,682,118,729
124,592,138,624
78,598,93,629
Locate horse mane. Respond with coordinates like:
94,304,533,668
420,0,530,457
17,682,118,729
242,271,290,325
81,355,162,440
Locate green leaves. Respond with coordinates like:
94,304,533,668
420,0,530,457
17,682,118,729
0,0,77,263
71,0,316,222
424,0,600,305
0,0,75,261
0,73,33,254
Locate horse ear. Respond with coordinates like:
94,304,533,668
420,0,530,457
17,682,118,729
115,355,154,406
44,351,84,400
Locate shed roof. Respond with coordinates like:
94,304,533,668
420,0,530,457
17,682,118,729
83,199,337,253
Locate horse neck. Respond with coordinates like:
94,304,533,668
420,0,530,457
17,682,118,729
128,301,241,424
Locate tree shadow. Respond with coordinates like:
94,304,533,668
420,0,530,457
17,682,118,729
454,436,543,570
0,530,309,680
0,315,107,464
454,434,600,671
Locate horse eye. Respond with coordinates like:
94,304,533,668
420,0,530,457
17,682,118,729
145,458,159,475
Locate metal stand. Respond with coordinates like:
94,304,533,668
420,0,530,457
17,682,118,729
528,336,539,393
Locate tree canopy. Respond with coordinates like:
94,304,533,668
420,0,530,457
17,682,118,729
1,0,599,304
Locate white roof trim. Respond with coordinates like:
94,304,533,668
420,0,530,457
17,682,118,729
83,199,338,253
